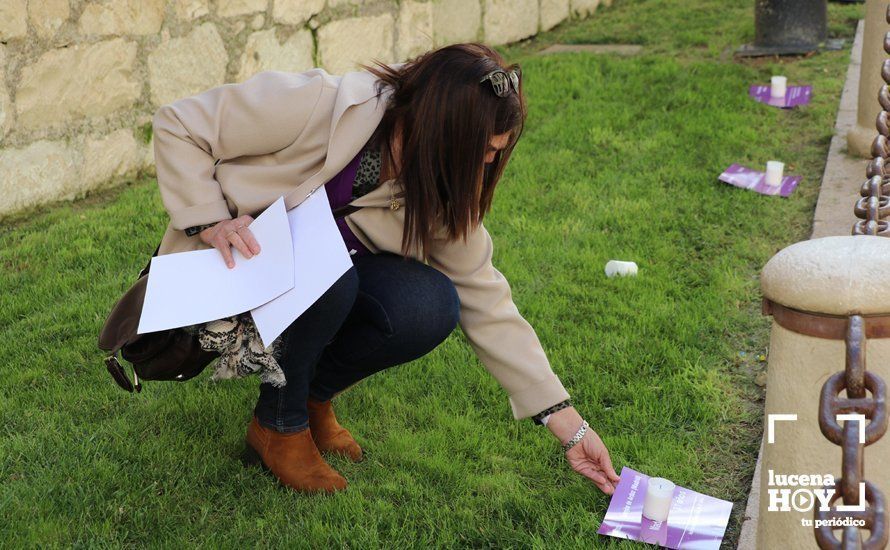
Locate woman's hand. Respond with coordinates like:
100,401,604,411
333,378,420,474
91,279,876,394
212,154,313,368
546,406,621,495
199,215,262,269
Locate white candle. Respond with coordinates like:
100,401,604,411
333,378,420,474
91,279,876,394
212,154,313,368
765,160,784,187
604,260,638,278
770,76,787,99
643,477,676,522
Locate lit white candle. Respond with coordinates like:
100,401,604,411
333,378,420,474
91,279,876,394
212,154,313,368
765,161,784,187
604,260,638,278
770,76,787,99
642,477,675,522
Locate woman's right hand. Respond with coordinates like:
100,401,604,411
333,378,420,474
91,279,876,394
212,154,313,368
199,215,262,269
547,406,621,495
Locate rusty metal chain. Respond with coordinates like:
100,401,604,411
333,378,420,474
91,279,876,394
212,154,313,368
814,315,888,549
814,7,890,548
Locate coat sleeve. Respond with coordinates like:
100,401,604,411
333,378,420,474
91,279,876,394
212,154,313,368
426,222,570,419
151,69,327,230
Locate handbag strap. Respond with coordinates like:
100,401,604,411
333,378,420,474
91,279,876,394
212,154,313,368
332,204,362,219
138,243,161,279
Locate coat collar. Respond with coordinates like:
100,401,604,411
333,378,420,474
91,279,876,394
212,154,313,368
283,63,405,210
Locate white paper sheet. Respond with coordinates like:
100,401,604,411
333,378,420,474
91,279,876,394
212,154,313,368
251,188,354,348
137,197,295,334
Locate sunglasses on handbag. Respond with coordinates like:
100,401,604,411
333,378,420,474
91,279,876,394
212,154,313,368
479,65,521,97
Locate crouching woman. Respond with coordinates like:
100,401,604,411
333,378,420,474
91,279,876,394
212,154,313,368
150,42,620,495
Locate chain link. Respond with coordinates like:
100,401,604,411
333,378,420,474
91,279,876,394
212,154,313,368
814,7,890,547
814,315,888,548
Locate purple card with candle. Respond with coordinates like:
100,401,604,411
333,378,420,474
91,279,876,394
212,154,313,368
718,163,801,197
597,467,733,549
749,84,812,108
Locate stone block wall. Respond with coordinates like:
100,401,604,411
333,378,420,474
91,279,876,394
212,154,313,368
0,0,609,219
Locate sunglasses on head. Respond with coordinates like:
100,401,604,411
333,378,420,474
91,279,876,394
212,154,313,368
479,65,521,97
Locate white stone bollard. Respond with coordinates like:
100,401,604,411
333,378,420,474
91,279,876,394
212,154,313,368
847,0,890,157
758,235,890,549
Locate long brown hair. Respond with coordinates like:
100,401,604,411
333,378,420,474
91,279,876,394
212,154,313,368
359,43,526,260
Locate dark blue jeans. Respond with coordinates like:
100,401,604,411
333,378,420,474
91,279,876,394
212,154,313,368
253,252,461,432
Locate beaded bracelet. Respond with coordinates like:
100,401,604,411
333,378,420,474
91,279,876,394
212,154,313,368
184,222,219,237
531,399,572,425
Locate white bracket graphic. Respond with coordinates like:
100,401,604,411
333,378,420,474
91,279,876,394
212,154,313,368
837,413,867,444
836,482,867,512
767,414,798,444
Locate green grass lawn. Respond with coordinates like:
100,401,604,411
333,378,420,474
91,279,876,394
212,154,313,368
0,0,864,546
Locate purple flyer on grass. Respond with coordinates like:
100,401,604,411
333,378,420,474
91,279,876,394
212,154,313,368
718,163,801,197
597,467,733,549
749,84,812,108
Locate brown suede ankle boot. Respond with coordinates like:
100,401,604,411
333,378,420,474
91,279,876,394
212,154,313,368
243,415,347,493
306,398,363,462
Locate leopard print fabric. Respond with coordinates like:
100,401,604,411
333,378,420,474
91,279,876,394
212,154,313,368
352,143,382,199
183,315,287,387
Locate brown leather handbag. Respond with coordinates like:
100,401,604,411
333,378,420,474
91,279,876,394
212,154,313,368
98,203,363,393
98,243,219,392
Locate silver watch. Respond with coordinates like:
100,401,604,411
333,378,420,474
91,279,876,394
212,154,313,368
562,420,589,453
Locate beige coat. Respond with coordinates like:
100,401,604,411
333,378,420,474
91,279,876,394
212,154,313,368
151,65,570,419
